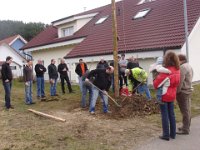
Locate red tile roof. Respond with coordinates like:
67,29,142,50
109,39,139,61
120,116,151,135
0,35,18,45
22,0,200,58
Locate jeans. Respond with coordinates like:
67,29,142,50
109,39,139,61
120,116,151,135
89,87,108,113
36,77,45,97
3,82,12,108
81,83,93,108
60,75,72,93
157,87,162,102
137,83,151,100
160,102,176,139
50,79,57,96
78,76,83,92
25,81,33,104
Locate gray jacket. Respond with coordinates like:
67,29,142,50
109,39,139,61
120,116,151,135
177,62,193,94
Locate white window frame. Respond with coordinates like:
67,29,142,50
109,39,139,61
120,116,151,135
95,16,109,24
137,0,155,5
62,26,74,37
133,9,151,19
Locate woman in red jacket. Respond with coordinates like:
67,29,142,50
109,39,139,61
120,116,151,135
153,51,180,141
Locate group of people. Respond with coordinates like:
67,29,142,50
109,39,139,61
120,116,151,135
1,51,193,141
1,57,73,107
76,51,193,141
153,52,193,140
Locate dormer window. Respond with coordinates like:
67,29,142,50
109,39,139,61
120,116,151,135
62,26,74,37
133,9,151,19
138,0,155,5
95,16,109,24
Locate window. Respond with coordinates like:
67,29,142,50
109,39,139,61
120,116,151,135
133,9,151,19
62,26,74,37
138,0,155,5
95,16,109,24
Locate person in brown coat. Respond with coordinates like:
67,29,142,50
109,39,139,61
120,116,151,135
176,54,193,135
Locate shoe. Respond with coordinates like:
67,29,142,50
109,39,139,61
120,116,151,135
159,136,169,141
178,127,183,131
170,136,175,139
176,131,189,135
37,96,41,99
6,105,14,109
55,94,59,96
90,111,95,115
69,91,75,93
30,102,36,104
104,111,112,114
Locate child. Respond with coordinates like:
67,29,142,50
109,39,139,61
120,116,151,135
149,57,171,104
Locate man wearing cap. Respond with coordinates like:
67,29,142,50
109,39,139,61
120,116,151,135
1,56,14,109
125,67,151,100
86,66,114,114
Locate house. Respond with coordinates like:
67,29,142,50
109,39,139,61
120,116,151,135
21,0,200,84
0,35,28,78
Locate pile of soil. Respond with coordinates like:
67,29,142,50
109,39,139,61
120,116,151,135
107,95,160,119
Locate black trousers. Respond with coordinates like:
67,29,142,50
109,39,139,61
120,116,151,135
119,72,128,88
60,75,72,93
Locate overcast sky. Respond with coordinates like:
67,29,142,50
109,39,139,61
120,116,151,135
0,0,121,24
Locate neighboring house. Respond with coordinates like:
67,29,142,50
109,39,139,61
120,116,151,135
0,35,28,78
22,0,200,84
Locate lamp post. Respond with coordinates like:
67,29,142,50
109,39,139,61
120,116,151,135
111,0,119,98
183,0,189,62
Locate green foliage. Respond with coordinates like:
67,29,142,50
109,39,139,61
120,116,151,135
0,20,48,41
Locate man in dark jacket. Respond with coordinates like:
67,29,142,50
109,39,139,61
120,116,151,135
48,59,58,96
86,66,114,114
24,60,35,105
35,59,46,99
75,59,88,92
1,56,14,109
58,59,73,94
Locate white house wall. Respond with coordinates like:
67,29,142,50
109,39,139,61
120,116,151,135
0,44,25,78
76,17,93,31
0,44,25,66
181,17,200,82
31,46,74,80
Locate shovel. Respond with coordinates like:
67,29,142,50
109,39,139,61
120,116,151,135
87,81,122,107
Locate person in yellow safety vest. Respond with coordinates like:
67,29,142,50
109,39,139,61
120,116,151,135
125,67,151,100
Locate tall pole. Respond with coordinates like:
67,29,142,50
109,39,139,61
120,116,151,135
111,0,119,98
183,0,189,62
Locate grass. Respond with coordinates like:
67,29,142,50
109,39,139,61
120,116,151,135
0,79,200,150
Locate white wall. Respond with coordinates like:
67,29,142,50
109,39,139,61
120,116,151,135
181,17,200,82
31,45,74,80
0,44,25,78
76,17,93,31
0,44,25,66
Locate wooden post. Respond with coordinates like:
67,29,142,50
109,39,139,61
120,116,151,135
28,109,66,122
112,0,119,98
